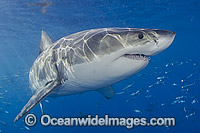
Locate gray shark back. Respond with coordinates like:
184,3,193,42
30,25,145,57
47,28,146,64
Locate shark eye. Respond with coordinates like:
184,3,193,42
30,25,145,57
138,33,144,39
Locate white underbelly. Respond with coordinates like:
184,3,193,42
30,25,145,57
49,80,96,97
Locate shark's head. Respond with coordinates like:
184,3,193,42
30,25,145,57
128,29,176,56
104,29,176,79
72,28,175,88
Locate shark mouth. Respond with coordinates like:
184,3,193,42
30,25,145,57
122,54,150,61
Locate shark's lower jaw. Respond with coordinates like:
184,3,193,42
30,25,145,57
122,54,150,61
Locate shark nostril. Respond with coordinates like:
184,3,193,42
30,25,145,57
170,31,176,38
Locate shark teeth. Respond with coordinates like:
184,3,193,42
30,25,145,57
122,54,150,61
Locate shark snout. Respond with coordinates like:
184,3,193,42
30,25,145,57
153,29,176,38
149,29,175,56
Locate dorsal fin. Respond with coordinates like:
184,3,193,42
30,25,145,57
39,30,53,54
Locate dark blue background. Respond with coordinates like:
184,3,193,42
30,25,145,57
0,0,200,132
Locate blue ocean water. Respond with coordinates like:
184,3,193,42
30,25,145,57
0,0,200,132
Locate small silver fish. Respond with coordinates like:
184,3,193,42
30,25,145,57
116,92,125,95
185,112,195,119
45,100,50,103
5,111,9,114
191,99,198,104
178,61,184,66
172,96,187,105
148,84,154,88
171,99,179,105
186,73,194,79
183,107,186,113
13,74,19,77
181,74,195,83
176,96,187,100
181,82,195,89
122,84,133,91
157,76,167,80
172,83,178,86
130,89,142,96
160,103,165,106
178,100,185,103
133,109,142,113
25,126,30,130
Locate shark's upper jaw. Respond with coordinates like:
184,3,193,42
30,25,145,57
122,54,150,61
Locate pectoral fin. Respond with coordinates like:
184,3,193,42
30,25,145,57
14,80,60,122
98,86,114,99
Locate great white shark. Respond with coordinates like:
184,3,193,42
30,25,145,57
14,28,175,122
